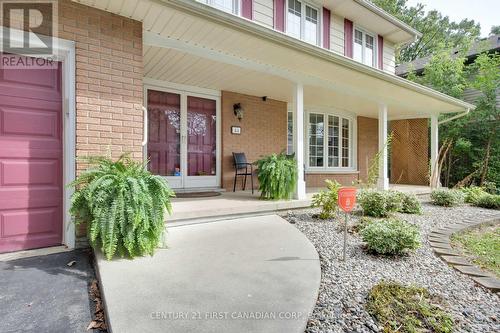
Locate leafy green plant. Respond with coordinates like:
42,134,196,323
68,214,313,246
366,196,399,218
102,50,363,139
400,192,423,214
431,189,464,207
460,186,488,204
352,216,375,233
358,190,400,217
255,153,297,200
69,155,175,260
311,180,341,219
474,193,500,209
361,218,420,255
366,281,453,333
361,133,393,188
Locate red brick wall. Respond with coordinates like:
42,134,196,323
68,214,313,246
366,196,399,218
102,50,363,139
58,0,144,172
221,91,287,190
357,116,378,182
305,173,358,187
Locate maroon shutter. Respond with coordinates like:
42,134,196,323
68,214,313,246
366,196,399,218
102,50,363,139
241,0,253,20
344,19,353,58
322,7,331,49
275,0,285,32
378,35,384,70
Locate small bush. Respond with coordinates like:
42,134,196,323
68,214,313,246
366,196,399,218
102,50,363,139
366,281,453,333
474,193,500,209
256,153,297,200
352,216,375,233
358,190,401,217
311,180,341,219
361,218,420,255
400,193,422,214
460,186,488,204
386,190,404,213
431,189,464,207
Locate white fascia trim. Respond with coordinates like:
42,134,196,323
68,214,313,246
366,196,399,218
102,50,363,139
352,0,422,39
157,0,475,112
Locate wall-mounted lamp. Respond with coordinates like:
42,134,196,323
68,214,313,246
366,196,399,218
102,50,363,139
262,96,267,101
233,103,244,121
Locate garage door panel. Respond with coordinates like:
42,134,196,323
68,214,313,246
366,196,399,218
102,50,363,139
1,208,59,237
1,108,59,138
0,53,63,253
1,159,60,186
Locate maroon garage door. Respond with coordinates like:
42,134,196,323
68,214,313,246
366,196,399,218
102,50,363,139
0,54,63,253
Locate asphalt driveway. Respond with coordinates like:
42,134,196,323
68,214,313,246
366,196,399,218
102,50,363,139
0,249,103,333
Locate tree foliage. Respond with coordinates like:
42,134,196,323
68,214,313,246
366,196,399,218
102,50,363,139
373,0,480,64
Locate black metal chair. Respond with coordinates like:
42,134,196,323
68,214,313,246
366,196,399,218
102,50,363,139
232,152,254,194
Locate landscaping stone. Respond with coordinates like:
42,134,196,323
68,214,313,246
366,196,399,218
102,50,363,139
441,255,474,266
472,277,500,293
454,265,495,277
282,203,500,333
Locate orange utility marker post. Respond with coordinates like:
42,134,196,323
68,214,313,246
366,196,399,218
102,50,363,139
338,187,357,261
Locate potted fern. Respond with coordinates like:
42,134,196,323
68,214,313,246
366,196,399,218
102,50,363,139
69,154,175,260
255,152,298,200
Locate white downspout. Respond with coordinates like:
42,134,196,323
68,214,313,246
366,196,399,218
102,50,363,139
142,106,148,161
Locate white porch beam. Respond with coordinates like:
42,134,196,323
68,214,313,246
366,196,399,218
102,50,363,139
293,83,307,200
377,104,389,190
430,114,439,187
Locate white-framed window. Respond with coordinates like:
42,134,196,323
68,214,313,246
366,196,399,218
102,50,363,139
308,112,353,169
287,111,294,154
286,0,320,45
199,0,239,15
353,28,376,67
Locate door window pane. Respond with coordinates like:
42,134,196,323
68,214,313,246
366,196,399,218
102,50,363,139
287,0,302,39
308,113,324,167
304,6,318,44
147,90,181,176
187,96,217,177
342,118,350,167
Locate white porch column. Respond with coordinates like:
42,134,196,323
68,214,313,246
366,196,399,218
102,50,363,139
377,104,389,190
293,83,307,199
430,114,439,187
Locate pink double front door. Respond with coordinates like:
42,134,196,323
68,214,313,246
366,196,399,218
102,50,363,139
0,54,63,253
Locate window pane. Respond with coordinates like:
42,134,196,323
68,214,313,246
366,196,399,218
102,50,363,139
328,115,339,167
353,30,363,63
304,6,318,44
287,111,294,154
309,113,324,167
212,0,237,14
364,34,374,66
342,118,350,167
287,0,302,39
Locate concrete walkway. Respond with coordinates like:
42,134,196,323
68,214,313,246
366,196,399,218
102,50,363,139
96,215,320,333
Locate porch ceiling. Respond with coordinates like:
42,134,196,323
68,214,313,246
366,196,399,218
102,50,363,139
75,0,474,119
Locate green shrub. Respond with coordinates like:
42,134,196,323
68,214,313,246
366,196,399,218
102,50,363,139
474,193,500,209
460,186,488,204
353,216,375,233
256,153,297,200
430,189,464,207
69,155,175,260
361,218,420,255
358,190,400,217
367,281,453,333
400,193,422,214
311,180,341,219
386,190,404,213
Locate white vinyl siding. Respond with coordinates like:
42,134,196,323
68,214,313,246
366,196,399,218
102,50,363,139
383,39,396,74
253,0,274,28
330,14,344,55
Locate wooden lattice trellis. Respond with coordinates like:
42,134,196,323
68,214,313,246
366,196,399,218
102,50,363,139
389,119,429,185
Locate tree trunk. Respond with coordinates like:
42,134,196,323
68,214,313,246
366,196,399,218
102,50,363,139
480,137,492,186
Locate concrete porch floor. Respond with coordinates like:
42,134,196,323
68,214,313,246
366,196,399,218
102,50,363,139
168,184,431,224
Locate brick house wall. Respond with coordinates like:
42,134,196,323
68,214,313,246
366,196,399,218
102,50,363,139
305,173,358,187
57,0,143,235
221,91,287,191
357,116,378,182
58,0,144,172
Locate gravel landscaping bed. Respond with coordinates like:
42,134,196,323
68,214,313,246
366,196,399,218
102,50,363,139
281,201,500,333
